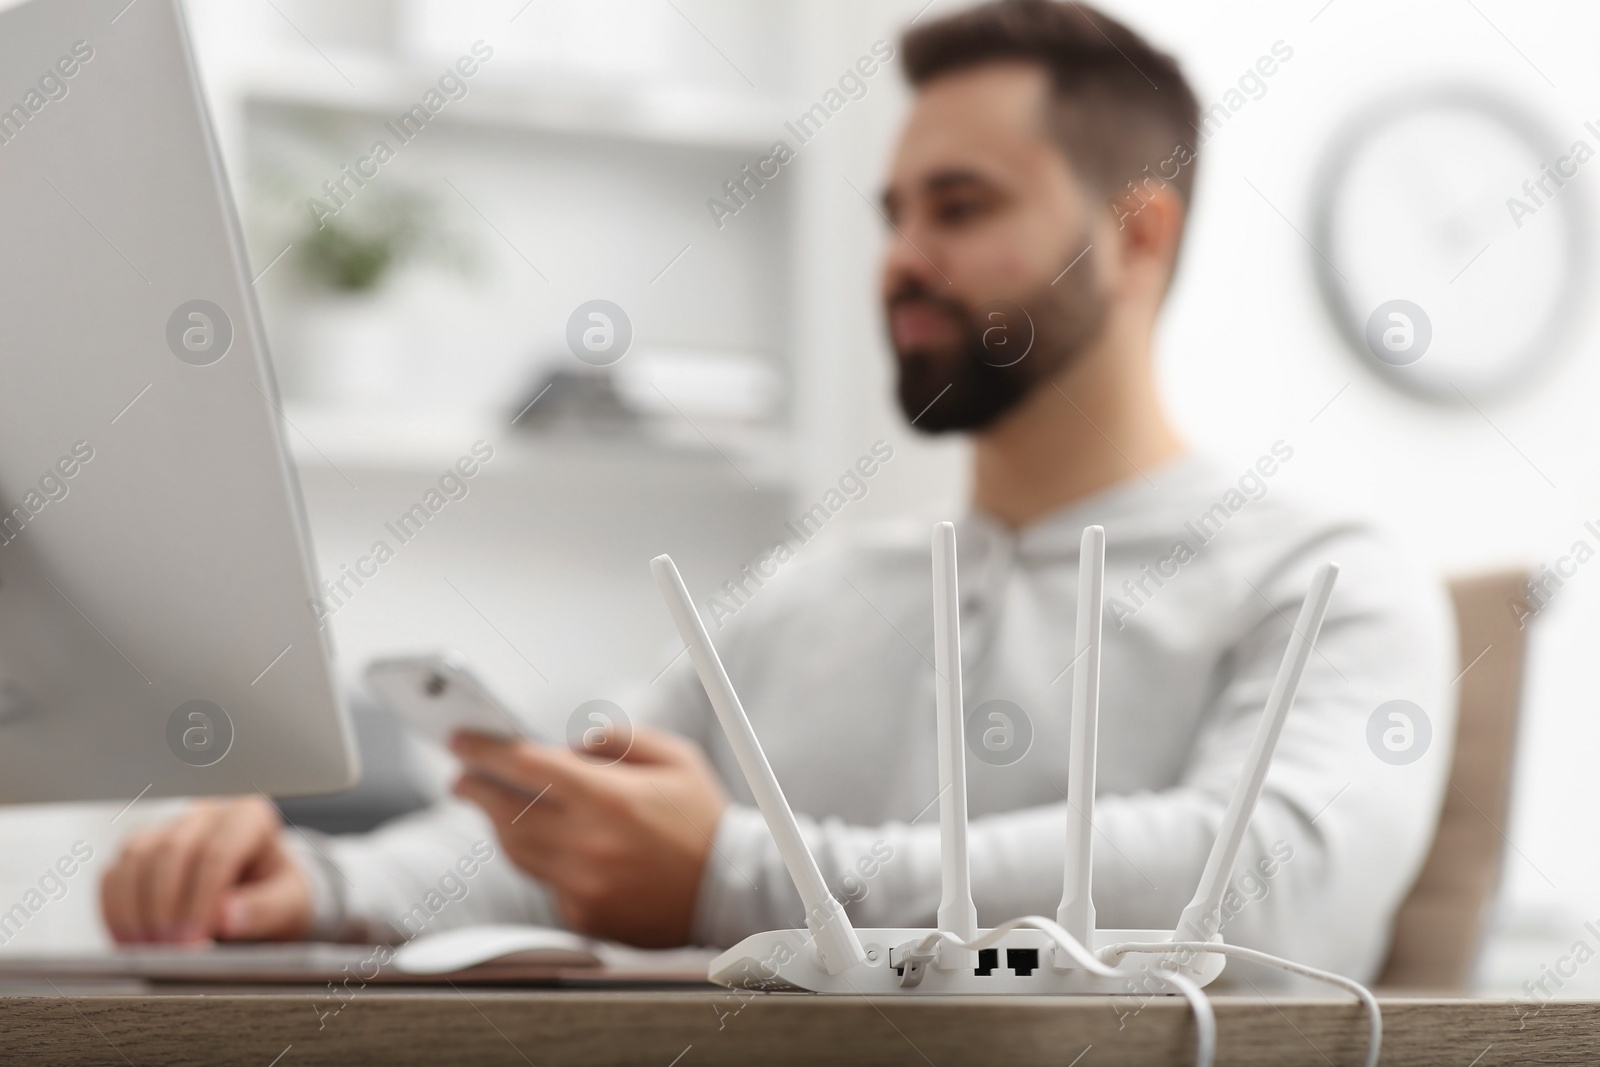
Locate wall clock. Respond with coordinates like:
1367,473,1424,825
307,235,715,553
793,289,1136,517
1310,85,1589,403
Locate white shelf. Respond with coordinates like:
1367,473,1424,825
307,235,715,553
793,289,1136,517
280,404,796,492
234,50,786,153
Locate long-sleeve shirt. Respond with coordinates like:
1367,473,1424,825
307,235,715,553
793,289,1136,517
294,451,1456,984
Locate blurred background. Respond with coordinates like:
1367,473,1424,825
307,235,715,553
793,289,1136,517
3,0,1598,997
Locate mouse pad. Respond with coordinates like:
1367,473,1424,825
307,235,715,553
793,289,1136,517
0,941,717,986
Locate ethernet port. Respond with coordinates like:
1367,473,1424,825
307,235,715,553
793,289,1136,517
1006,948,1040,976
974,948,999,976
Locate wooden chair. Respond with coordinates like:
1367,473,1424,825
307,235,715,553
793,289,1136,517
1375,571,1532,990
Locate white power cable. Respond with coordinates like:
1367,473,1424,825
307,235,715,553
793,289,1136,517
899,918,1381,1067
1100,940,1382,1067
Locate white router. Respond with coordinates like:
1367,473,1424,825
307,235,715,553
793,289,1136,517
650,523,1339,997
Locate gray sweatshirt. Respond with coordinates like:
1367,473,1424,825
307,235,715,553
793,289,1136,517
295,450,1456,984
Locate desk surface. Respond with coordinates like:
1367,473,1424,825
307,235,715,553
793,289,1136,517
0,982,1579,1066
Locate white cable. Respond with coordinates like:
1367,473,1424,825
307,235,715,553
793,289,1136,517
903,917,1215,1067
1156,969,1216,1067
1100,940,1382,1067
901,921,1377,1067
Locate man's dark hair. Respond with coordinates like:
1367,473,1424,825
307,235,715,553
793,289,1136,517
903,0,1201,210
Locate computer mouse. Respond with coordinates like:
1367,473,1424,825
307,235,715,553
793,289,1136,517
391,924,601,975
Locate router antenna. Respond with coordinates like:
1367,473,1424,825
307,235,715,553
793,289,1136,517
1175,562,1340,946
1056,525,1105,943
651,555,867,974
932,522,978,967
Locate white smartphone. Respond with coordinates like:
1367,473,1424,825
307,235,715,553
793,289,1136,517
365,652,537,747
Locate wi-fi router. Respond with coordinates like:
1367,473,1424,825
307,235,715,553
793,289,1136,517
651,523,1376,1067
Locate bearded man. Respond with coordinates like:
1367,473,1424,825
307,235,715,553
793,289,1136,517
101,0,1453,985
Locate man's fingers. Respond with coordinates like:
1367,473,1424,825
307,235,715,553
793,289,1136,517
449,734,599,799
99,848,134,942
217,865,309,941
568,721,692,768
611,725,692,766
452,773,558,833
450,775,566,875
114,827,181,942
140,805,223,940
101,831,159,942
98,798,294,946
570,719,636,763
183,799,281,939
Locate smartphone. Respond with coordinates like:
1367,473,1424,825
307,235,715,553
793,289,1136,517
365,652,537,747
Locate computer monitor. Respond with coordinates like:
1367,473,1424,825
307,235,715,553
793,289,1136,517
0,0,358,802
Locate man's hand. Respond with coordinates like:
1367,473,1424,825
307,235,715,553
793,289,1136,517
100,797,313,944
450,726,726,948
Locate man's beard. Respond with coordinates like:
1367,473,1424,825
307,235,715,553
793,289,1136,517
890,246,1108,434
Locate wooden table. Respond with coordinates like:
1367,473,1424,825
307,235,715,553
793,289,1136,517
0,982,1582,1065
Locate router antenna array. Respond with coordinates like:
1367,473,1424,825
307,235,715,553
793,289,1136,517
651,529,1345,1012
